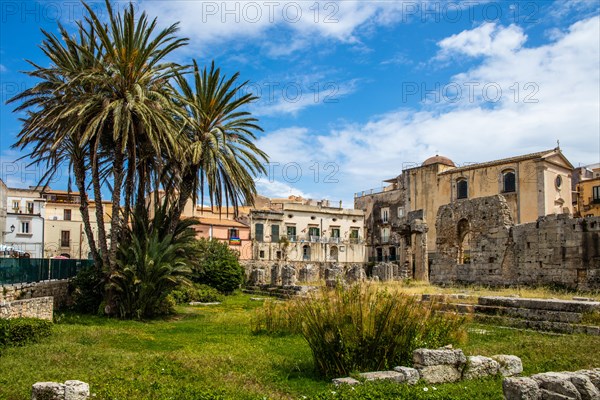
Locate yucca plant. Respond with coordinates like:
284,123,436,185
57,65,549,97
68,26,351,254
110,204,198,319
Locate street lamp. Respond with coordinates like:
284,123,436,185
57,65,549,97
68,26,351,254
2,224,15,237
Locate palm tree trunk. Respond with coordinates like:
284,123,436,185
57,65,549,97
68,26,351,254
90,142,110,269
73,154,101,268
169,169,195,233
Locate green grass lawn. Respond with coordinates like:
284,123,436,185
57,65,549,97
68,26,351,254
1,293,599,400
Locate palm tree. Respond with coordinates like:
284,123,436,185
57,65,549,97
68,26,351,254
170,60,268,230
10,20,105,267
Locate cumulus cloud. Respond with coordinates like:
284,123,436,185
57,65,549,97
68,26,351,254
437,22,527,59
256,16,600,207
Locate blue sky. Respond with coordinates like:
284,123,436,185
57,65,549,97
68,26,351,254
1,0,599,207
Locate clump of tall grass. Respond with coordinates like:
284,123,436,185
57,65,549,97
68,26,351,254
251,283,467,377
251,299,303,335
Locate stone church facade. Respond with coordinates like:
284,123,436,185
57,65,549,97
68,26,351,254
354,148,582,284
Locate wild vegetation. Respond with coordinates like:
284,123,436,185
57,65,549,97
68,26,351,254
252,283,467,377
1,294,599,399
9,1,267,317
0,318,53,349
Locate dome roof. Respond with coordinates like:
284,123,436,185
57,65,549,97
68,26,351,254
422,155,455,167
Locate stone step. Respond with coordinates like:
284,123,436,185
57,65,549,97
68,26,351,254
473,304,583,324
478,296,600,313
474,314,600,335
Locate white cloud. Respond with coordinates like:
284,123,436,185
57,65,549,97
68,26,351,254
0,64,7,73
251,78,358,117
437,22,527,59
256,179,311,199
256,16,600,206
140,1,417,56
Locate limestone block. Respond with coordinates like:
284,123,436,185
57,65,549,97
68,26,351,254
417,364,462,384
393,366,420,385
359,370,405,383
463,355,500,380
332,377,360,386
492,355,524,377
577,370,600,391
64,380,90,400
413,348,467,367
532,372,582,400
32,382,65,400
281,265,296,287
503,377,541,400
540,389,578,400
564,373,600,400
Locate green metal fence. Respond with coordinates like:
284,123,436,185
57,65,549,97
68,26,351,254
0,258,94,285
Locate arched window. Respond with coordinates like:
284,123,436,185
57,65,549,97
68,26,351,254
502,170,516,193
457,179,468,199
302,245,311,261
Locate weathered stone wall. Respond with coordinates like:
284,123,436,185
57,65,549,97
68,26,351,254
241,260,407,286
432,195,600,289
0,279,70,309
0,296,53,320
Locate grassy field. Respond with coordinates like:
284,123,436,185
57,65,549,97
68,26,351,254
1,293,599,400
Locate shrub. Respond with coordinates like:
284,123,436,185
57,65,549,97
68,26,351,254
111,205,198,319
191,239,244,294
171,283,225,304
0,318,53,347
69,266,105,314
254,283,467,378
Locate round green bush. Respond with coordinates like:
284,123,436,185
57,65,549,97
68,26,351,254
191,239,244,294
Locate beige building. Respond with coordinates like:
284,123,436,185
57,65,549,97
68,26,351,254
250,196,366,264
575,164,600,217
42,189,112,259
355,148,574,279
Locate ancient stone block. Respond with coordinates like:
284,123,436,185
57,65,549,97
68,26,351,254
270,264,281,286
417,364,462,384
249,268,266,285
281,265,296,287
503,377,541,400
532,372,582,399
393,366,420,385
576,370,600,391
463,355,500,380
359,371,405,383
32,382,65,400
345,264,366,283
492,355,523,377
332,377,360,386
413,348,467,367
564,373,600,400
64,380,90,400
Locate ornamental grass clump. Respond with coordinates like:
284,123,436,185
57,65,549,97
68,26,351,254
294,283,467,378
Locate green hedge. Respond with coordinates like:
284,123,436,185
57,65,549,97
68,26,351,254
0,318,53,347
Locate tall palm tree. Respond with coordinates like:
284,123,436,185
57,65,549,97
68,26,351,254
171,60,268,230
10,20,105,267
10,1,188,296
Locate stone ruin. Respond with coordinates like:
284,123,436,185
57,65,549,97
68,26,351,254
333,347,523,387
432,195,600,290
299,264,319,283
504,369,600,400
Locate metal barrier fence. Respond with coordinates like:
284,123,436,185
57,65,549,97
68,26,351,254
0,258,94,285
